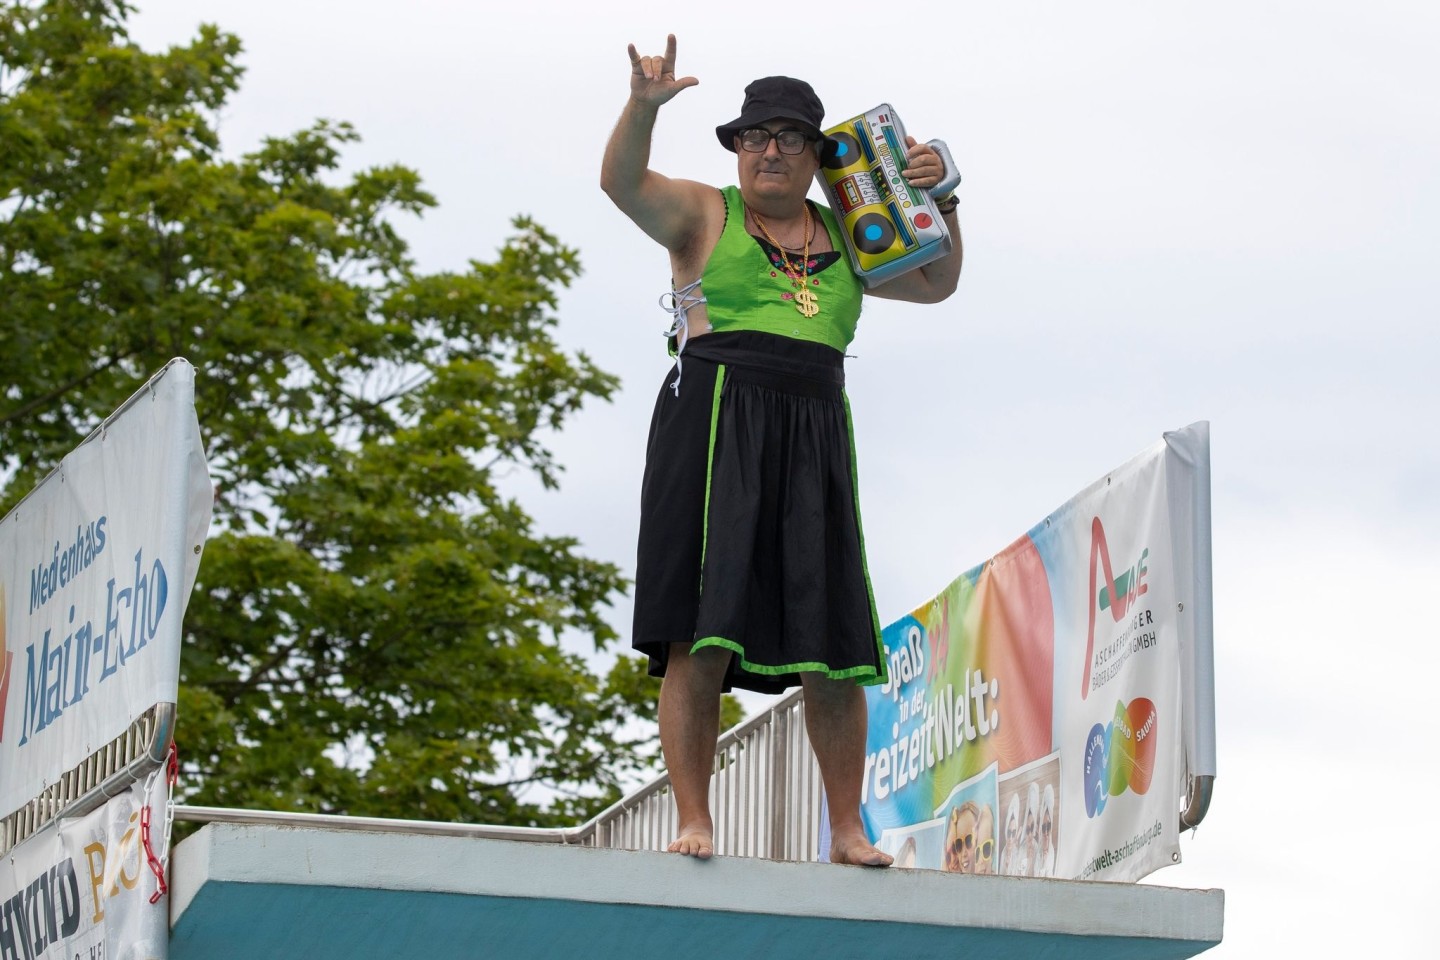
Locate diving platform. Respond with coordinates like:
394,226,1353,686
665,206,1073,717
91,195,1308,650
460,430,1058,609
168,820,1224,960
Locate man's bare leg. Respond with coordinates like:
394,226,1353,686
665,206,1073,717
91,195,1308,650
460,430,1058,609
801,674,893,867
659,643,731,858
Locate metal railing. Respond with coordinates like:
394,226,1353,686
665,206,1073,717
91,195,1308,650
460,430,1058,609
176,689,825,860
1,702,175,856
1181,774,1214,830
585,687,822,860
32,680,1210,864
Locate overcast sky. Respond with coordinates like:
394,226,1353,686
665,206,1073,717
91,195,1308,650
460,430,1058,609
127,2,1438,956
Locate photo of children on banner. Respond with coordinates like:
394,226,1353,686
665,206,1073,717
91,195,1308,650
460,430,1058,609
1038,783,1057,876
995,754,1061,878
945,801,996,874
871,756,1062,876
895,836,918,869
974,802,997,875
999,794,1019,874
932,763,999,875
875,816,948,871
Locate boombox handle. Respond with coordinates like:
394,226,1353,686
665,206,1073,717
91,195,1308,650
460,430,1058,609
924,139,962,198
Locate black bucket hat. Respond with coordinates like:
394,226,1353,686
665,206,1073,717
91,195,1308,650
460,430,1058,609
715,76,825,152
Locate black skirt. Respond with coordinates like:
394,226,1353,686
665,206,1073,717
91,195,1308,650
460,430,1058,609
631,331,887,694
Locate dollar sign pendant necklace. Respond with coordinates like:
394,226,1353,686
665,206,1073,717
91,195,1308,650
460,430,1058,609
754,206,818,318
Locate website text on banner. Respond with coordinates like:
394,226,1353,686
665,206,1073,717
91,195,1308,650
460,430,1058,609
0,359,212,821
861,423,1212,882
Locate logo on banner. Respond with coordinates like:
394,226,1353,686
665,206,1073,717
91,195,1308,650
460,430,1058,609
1081,517,1151,699
0,857,83,952
14,537,169,748
1082,697,1158,817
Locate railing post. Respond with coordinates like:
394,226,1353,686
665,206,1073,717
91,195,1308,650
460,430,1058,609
769,703,789,859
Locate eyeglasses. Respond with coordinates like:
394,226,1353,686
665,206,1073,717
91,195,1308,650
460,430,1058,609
738,127,815,155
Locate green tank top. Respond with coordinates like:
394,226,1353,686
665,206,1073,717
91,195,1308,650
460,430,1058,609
700,186,864,352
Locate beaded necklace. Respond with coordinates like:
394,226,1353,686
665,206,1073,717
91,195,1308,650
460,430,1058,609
752,206,819,318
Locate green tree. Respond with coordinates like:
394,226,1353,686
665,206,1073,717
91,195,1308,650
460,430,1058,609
1,0,661,825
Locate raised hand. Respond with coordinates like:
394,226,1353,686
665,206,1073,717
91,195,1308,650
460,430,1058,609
628,34,699,107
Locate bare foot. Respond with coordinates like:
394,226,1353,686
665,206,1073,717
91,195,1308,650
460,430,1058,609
829,828,893,867
667,826,714,859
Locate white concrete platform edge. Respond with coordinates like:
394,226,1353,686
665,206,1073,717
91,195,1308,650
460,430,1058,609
171,822,1223,945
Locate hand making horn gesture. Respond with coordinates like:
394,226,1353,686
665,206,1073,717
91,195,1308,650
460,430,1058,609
627,34,698,107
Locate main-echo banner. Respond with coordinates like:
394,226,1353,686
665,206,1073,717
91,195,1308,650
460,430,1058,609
0,360,211,820
862,423,1212,882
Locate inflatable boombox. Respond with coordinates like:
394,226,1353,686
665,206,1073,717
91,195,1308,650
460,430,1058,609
816,104,960,288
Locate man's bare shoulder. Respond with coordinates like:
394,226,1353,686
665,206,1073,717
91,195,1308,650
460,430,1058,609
670,181,728,264
608,173,725,257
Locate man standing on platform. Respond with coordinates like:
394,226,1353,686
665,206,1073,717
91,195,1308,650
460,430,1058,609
601,35,962,865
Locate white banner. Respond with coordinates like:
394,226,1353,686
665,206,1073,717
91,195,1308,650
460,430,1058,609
0,777,170,960
0,360,211,819
860,423,1212,882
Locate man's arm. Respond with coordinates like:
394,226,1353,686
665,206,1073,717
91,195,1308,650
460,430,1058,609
600,35,716,254
862,138,964,304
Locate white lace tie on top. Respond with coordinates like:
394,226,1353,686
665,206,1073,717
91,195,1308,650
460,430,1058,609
658,278,709,396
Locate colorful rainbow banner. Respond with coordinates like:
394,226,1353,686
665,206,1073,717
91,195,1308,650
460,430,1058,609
861,423,1212,882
